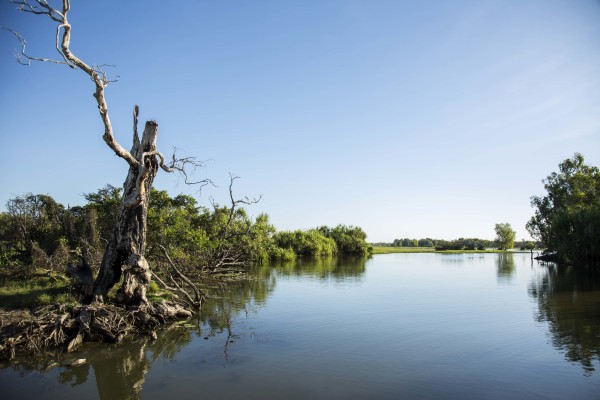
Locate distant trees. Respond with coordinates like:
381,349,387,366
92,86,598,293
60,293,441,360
377,237,490,250
494,223,516,251
527,153,600,265
418,239,434,247
435,238,489,251
392,238,425,247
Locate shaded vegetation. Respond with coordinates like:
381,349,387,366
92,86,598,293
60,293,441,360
0,272,74,309
527,153,600,265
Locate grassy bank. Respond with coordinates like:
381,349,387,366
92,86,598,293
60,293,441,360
371,246,531,255
0,272,74,309
371,247,436,254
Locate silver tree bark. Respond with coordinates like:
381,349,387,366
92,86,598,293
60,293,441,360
8,0,176,305
93,120,159,305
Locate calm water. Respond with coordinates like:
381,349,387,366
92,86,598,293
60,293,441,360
1,253,600,399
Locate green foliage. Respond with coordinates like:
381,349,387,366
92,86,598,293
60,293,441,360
267,246,296,261
527,153,600,265
0,273,71,309
317,225,372,256
5,194,67,258
148,281,160,294
0,185,373,278
146,189,209,266
391,238,437,248
82,185,122,244
36,293,53,305
271,224,372,258
273,229,337,256
494,223,516,251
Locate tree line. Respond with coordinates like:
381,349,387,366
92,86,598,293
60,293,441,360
372,233,533,251
0,185,371,276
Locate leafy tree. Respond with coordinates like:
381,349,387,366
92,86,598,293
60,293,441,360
273,230,337,256
495,223,516,250
527,153,600,264
317,225,372,256
146,189,209,268
5,194,67,258
83,185,123,243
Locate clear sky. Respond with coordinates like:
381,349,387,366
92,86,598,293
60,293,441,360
1,0,599,242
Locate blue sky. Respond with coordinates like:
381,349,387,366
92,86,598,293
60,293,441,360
1,0,599,242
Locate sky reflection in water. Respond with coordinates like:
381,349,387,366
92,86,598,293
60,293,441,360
1,253,599,400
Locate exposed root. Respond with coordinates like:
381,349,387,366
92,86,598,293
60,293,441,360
0,300,191,360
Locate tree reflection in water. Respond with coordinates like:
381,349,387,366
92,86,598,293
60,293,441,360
0,263,280,400
529,264,600,375
58,326,190,399
270,255,367,280
496,252,515,284
0,257,369,398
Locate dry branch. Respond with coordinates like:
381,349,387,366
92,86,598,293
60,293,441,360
156,245,205,311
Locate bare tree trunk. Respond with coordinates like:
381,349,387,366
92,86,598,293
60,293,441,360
92,121,159,305
10,1,207,309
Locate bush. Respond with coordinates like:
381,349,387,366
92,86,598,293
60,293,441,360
527,154,600,265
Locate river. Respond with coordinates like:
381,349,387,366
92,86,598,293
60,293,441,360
1,253,599,399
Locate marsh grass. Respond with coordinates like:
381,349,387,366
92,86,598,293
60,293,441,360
371,247,436,254
0,272,75,309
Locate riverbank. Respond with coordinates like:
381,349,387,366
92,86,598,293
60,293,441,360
371,246,536,255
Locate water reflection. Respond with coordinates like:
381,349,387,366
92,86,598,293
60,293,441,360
5,255,599,398
198,265,277,334
270,256,367,280
0,269,275,399
496,253,515,284
0,257,367,399
529,264,600,374
62,326,192,399
0,324,193,400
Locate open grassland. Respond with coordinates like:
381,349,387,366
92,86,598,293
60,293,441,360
371,246,531,255
371,247,436,254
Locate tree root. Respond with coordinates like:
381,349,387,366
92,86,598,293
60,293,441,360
0,300,192,360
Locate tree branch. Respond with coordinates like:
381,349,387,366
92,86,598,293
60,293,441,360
158,245,204,310
142,148,215,189
10,0,139,168
1,26,67,65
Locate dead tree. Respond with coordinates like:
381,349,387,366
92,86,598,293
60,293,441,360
6,0,205,306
